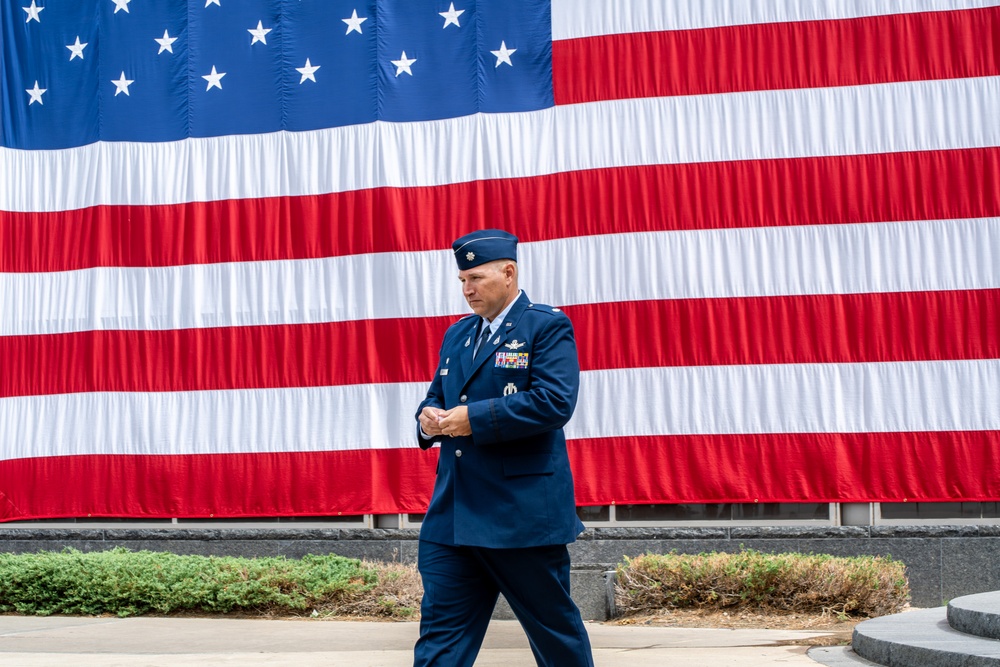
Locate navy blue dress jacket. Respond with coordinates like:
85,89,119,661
415,292,585,549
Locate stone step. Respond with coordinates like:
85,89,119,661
852,607,1000,666
949,592,1000,641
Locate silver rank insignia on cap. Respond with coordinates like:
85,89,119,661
466,251,475,261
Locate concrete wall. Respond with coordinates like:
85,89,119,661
3,525,998,609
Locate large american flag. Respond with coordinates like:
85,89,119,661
2,1,999,521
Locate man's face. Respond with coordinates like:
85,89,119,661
459,261,513,320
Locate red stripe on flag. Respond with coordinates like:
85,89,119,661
553,8,1000,105
570,289,1000,373
0,317,452,397
0,449,438,522
3,289,997,397
2,147,998,272
569,431,1000,506
2,430,999,521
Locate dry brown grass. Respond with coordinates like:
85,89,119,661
312,560,424,620
615,550,909,620
313,550,909,624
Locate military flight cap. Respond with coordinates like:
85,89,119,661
452,229,518,270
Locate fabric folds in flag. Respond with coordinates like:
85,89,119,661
1,0,999,521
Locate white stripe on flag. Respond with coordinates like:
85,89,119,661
3,77,998,212
3,219,998,336
568,360,1000,440
552,0,1000,40
2,360,997,460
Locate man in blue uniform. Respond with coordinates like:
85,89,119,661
413,230,594,667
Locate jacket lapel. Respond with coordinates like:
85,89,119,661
458,316,480,380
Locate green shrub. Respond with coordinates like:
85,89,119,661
1,547,909,622
615,549,909,619
0,548,382,618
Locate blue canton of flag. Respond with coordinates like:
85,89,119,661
1,0,553,150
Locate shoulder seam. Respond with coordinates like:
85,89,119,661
524,304,565,317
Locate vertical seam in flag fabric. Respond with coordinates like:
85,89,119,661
184,1,192,138
475,1,484,113
278,0,286,130
97,2,104,137
374,1,383,121
374,2,384,190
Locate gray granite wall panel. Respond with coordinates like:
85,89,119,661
941,538,1000,604
567,538,734,565
869,539,943,609
3,526,1000,611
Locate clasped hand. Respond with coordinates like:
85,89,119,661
419,406,471,438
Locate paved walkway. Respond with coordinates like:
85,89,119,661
0,616,837,666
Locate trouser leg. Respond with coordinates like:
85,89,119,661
413,540,499,667
474,544,594,667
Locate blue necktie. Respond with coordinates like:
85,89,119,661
474,322,492,358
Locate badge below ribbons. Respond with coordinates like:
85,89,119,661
495,351,529,369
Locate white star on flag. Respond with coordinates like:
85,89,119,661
66,37,88,61
296,59,320,84
112,72,134,96
202,66,226,91
440,3,464,28
205,0,221,7
23,1,44,23
111,0,131,15
155,30,178,55
342,9,366,35
26,81,46,105
391,51,416,77
248,20,271,45
491,41,516,67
